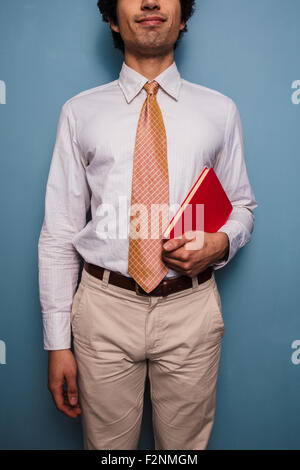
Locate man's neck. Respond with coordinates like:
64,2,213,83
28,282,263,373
124,51,174,81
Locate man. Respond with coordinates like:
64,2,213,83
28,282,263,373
38,0,257,450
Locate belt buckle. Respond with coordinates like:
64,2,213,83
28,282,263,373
135,282,146,296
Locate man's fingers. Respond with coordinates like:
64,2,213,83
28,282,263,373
162,245,189,263
162,232,205,262
162,248,192,273
47,350,81,418
65,373,79,407
65,372,82,415
163,256,189,272
63,389,81,413
162,231,203,252
184,231,205,250
162,236,186,252
49,383,80,418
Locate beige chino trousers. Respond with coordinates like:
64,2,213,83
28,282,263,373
71,266,225,450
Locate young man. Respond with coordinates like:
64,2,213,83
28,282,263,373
38,0,257,450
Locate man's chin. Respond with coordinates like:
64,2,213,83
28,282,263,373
129,40,171,56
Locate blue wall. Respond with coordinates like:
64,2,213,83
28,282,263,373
0,0,299,450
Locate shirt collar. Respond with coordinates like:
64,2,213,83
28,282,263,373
118,60,182,103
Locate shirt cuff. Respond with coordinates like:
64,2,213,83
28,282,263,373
211,219,244,270
42,312,71,350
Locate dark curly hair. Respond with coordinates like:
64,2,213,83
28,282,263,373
97,0,196,53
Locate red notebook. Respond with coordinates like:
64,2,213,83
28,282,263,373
162,167,233,239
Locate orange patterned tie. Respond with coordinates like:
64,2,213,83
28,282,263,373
128,80,169,293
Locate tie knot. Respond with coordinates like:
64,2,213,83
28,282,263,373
144,80,159,97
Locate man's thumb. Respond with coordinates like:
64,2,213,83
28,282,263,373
66,375,78,405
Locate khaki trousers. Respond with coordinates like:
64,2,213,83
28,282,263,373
71,266,225,450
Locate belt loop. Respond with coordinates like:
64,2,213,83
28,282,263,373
192,275,199,291
102,269,110,288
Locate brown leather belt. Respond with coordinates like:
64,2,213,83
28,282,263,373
83,261,213,297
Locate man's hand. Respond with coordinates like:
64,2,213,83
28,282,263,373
48,349,82,419
162,230,229,277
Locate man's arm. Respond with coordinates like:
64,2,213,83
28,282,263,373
38,101,90,417
212,98,258,269
162,98,257,275
38,101,91,350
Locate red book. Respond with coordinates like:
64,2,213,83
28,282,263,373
162,167,233,239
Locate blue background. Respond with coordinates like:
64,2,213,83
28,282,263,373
0,0,299,450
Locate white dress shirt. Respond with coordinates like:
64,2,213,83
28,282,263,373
38,60,258,350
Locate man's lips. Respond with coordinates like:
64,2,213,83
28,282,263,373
137,17,166,25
